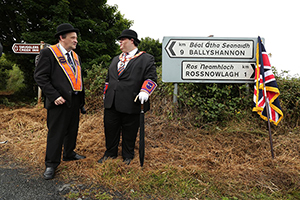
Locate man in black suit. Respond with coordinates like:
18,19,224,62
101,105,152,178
34,23,86,180
98,29,157,165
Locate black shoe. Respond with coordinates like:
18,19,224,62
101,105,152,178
123,158,132,165
43,167,55,180
97,155,116,164
63,153,86,161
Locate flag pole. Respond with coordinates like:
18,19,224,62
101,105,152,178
263,86,275,159
256,36,275,159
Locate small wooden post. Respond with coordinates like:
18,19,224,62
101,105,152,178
37,41,45,104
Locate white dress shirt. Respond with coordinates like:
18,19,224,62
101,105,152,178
118,48,138,70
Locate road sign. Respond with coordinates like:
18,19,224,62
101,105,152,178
12,43,41,54
162,37,262,83
165,39,254,59
182,61,255,81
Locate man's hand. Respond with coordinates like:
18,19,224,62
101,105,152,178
54,96,66,105
138,91,149,104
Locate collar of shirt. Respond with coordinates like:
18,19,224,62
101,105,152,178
58,43,69,55
58,43,75,65
126,48,138,59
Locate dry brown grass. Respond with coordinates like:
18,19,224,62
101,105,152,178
1,103,300,199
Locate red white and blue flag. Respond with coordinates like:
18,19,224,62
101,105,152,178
252,36,283,125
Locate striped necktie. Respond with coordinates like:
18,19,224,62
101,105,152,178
66,52,76,72
118,53,128,76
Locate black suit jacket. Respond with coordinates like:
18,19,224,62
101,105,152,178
34,47,85,110
104,51,157,114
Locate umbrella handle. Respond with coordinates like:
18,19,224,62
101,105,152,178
134,94,144,112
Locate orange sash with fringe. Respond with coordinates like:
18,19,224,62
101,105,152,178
49,44,82,91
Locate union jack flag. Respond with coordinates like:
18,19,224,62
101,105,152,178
252,36,283,125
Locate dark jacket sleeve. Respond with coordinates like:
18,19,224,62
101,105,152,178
143,54,157,83
34,48,61,103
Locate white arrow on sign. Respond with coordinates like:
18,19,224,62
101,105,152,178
182,61,255,81
165,39,254,59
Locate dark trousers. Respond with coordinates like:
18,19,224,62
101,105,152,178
45,94,80,168
104,106,140,159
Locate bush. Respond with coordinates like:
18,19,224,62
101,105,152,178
176,82,252,124
6,65,25,92
151,66,253,126
0,54,13,90
276,75,300,129
84,64,300,128
83,63,108,110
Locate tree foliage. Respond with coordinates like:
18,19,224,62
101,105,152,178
0,54,14,90
0,0,132,96
139,37,162,66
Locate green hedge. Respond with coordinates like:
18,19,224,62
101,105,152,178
84,64,300,128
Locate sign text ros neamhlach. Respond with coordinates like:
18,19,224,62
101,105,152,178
182,61,255,80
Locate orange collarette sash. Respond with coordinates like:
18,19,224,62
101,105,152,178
118,51,144,62
49,44,82,91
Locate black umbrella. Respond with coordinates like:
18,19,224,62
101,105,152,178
139,104,145,167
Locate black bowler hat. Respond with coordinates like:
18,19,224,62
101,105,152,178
55,23,79,38
117,29,140,43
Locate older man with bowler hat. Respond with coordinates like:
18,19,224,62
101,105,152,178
34,23,86,180
98,29,157,165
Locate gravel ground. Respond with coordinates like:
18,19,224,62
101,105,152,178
0,163,66,200
0,150,128,200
